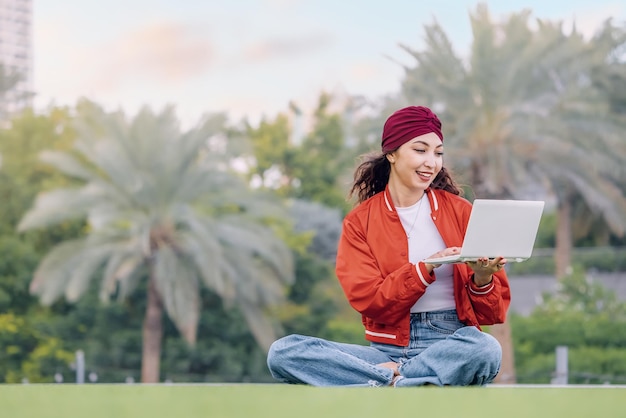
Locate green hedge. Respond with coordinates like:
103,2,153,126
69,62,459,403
508,247,626,275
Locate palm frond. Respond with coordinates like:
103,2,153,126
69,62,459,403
238,303,282,352
153,246,200,344
39,150,95,181
30,239,90,305
17,188,93,231
64,239,134,302
216,219,294,286
563,171,626,235
100,252,145,302
175,212,231,300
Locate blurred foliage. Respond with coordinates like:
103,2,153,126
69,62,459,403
0,311,75,383
511,266,626,384
0,107,84,247
0,95,349,383
508,247,626,275
246,93,354,214
12,101,300,383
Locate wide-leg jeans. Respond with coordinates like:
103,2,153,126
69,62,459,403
266,309,502,387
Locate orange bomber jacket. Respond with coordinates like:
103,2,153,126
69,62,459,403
335,186,511,346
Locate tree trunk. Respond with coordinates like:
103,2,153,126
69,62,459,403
555,199,572,278
491,321,516,384
141,274,163,383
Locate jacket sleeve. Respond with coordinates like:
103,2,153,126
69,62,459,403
335,216,434,324
464,267,511,325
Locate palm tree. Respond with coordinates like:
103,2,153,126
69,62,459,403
395,5,626,382
17,102,294,382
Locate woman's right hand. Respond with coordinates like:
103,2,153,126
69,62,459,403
424,247,461,272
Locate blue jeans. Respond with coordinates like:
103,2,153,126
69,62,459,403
267,309,502,387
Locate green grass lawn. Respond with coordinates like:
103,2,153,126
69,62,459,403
1,384,625,418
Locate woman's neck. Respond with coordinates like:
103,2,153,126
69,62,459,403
388,182,426,208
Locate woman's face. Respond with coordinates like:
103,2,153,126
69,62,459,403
386,132,443,192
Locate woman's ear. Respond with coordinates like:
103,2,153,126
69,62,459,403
386,153,395,164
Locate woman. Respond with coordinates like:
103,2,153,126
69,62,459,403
267,106,510,387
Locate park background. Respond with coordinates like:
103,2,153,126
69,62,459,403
1,0,626,386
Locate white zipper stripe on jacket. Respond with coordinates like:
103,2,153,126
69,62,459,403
429,189,439,211
365,330,397,339
384,191,393,211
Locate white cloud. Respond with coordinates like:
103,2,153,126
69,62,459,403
34,20,213,101
87,22,213,88
242,33,333,63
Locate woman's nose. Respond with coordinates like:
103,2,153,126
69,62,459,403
424,153,436,167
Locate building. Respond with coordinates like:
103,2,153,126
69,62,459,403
0,0,33,120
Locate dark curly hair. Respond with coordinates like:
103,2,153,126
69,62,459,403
348,151,462,204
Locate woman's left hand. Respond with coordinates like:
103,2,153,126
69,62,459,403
466,256,506,286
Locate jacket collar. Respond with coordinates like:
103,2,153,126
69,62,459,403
383,186,439,214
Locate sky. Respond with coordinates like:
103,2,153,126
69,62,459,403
33,0,626,127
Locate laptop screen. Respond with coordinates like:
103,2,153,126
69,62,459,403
460,199,545,261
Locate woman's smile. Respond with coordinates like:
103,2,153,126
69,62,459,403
416,170,434,181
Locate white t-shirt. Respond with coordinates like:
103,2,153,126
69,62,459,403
396,194,456,313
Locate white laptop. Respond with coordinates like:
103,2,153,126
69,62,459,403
424,199,545,264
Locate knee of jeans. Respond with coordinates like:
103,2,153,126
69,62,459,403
476,331,502,368
267,334,303,372
459,327,502,364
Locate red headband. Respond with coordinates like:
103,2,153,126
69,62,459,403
381,106,443,153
